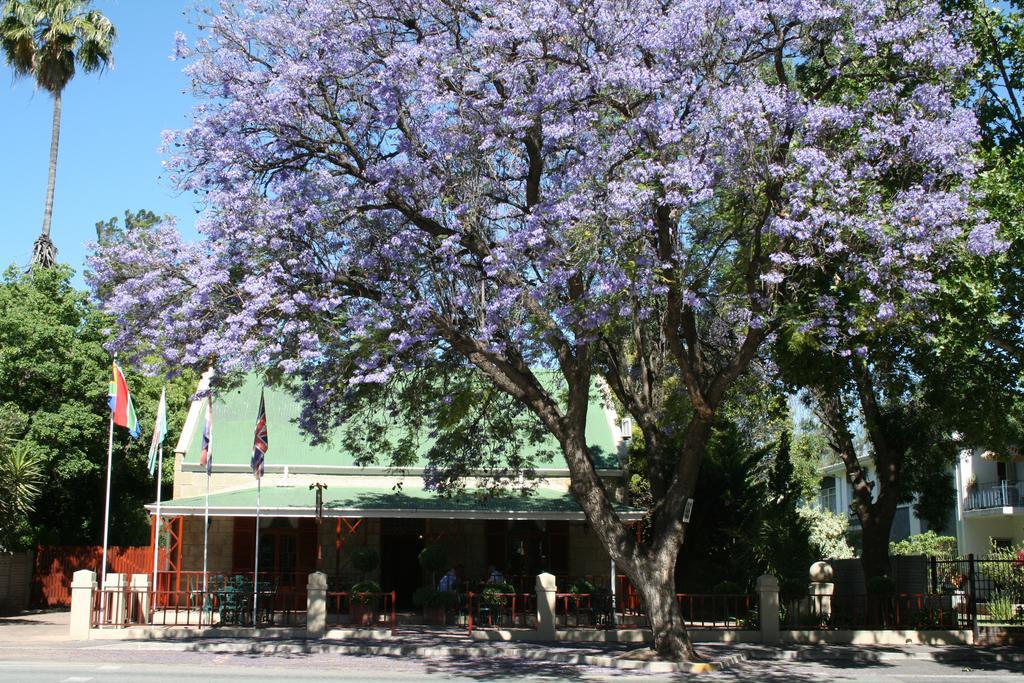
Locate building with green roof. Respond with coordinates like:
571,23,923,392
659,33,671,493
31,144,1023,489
148,372,642,608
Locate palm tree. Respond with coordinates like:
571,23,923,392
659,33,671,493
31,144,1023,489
1,0,115,268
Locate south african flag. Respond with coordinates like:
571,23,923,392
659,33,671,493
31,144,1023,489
108,362,141,439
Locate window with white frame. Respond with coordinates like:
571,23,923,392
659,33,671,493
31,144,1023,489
817,477,837,513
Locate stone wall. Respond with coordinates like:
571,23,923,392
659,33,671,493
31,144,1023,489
180,517,234,576
568,522,612,580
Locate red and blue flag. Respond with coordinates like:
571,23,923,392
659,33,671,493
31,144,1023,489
251,389,267,479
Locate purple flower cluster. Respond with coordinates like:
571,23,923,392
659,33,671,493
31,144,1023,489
88,0,997,419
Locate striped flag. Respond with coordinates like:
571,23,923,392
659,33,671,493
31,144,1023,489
108,362,141,439
147,388,168,475
198,394,213,475
251,389,267,479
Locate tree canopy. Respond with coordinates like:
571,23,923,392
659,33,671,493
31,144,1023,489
0,262,192,548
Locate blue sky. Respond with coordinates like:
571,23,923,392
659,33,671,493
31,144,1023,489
0,1,201,286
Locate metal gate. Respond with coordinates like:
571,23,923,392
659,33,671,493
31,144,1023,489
930,554,1024,638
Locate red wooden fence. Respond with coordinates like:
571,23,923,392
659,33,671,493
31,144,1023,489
32,545,166,608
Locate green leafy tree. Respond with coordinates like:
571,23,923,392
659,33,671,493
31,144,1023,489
0,263,192,546
1,0,115,267
797,506,855,561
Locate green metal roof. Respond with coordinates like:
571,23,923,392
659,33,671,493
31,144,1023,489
148,484,644,521
182,374,621,473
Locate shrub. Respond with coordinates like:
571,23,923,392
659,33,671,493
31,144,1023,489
890,531,958,560
412,587,457,609
987,591,1019,624
983,541,1024,601
350,580,381,605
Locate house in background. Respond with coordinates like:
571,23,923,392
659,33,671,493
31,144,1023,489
954,448,1024,556
816,457,942,546
815,447,1024,557
147,372,643,607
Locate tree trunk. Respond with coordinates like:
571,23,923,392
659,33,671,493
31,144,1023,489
33,92,62,268
859,514,894,583
632,554,699,661
860,520,892,581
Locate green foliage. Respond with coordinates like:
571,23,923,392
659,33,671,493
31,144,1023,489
417,544,448,574
350,546,379,573
349,580,381,605
0,264,194,546
568,578,596,595
412,586,457,609
0,436,44,550
796,506,855,560
889,531,958,560
481,582,515,606
675,415,817,591
789,431,831,502
986,591,1020,624
983,540,1024,601
0,0,116,96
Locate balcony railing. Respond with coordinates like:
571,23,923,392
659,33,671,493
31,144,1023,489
966,482,1024,511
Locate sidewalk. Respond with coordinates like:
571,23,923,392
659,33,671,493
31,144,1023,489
2,613,1021,674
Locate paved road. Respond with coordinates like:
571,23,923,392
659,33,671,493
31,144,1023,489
0,649,1022,683
1,611,1022,682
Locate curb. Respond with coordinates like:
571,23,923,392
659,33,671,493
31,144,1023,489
160,639,747,673
751,649,1024,664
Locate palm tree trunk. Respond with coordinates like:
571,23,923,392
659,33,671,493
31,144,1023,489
33,91,61,268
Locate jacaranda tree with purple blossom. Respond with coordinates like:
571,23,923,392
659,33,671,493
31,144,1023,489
90,0,993,660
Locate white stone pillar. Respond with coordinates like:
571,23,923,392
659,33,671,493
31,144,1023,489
103,573,127,626
808,561,834,624
307,571,328,638
535,573,557,641
69,570,96,639
131,573,150,624
756,574,779,645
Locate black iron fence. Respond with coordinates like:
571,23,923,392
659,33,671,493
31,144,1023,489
930,555,1024,632
780,592,957,630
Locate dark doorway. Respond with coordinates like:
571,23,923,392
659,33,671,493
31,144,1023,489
380,518,425,609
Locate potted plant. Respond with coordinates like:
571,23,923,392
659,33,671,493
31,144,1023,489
348,547,380,626
412,586,457,625
349,580,381,626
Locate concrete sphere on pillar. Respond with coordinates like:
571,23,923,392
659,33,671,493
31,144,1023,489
809,561,833,583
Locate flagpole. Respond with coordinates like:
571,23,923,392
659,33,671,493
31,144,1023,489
100,411,115,611
253,477,261,626
202,468,210,599
151,445,163,605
